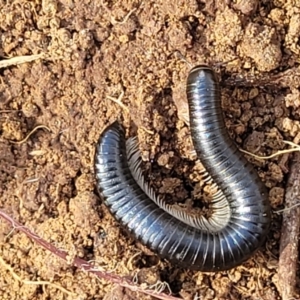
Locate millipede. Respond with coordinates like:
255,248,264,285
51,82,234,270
94,65,271,271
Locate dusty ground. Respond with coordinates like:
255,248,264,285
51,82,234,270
0,0,300,299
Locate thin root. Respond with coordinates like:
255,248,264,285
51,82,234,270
147,281,172,295
274,202,300,214
9,125,51,145
174,50,193,68
139,126,154,135
111,8,137,25
239,140,300,160
0,256,76,296
126,251,142,271
101,0,138,25
107,90,154,135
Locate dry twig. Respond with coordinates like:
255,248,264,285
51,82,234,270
278,152,300,300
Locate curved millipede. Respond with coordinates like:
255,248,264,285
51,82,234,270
94,65,271,271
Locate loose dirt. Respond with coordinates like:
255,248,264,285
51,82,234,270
0,1,300,299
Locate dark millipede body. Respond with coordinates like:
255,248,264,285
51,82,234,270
94,65,271,271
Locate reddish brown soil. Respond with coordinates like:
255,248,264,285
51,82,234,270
0,1,300,299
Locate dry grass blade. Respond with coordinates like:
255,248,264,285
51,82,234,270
0,54,44,69
0,209,182,300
